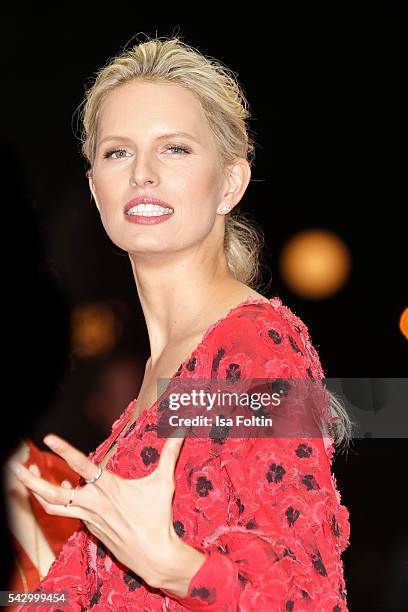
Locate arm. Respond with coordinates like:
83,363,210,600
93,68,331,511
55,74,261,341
160,305,350,610
160,434,350,610
148,536,206,597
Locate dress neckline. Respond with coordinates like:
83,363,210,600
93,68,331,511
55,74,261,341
99,295,275,466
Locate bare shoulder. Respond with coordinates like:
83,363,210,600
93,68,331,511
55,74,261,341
222,282,271,308
242,288,271,304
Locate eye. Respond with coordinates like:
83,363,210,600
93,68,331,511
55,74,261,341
165,144,191,155
103,143,192,160
103,148,129,160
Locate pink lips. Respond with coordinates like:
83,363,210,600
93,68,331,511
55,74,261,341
124,196,174,226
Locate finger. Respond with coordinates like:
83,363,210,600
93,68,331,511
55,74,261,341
43,434,104,484
8,462,85,509
157,429,186,479
28,464,40,477
31,488,89,521
29,465,74,492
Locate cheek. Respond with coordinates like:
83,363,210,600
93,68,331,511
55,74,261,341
97,203,124,246
180,177,220,220
94,183,121,223
179,162,221,203
97,201,113,226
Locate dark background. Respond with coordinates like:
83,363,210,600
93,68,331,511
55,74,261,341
1,5,407,610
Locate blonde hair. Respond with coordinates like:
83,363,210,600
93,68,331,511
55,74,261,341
76,34,355,453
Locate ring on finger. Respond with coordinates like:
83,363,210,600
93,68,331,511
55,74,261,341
84,463,103,485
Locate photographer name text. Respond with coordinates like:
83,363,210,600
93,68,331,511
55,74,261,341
168,414,273,427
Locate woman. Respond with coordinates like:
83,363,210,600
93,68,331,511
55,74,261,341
9,36,352,610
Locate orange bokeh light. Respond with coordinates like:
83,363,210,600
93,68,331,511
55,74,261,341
399,307,408,341
70,303,119,358
279,229,352,299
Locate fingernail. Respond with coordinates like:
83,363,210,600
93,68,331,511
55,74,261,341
29,465,40,476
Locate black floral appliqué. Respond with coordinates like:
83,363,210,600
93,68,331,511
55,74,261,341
123,569,143,591
306,367,315,381
140,446,160,466
288,335,303,354
268,379,291,398
302,474,321,491
236,498,245,514
186,357,197,371
158,397,170,412
286,506,300,526
209,418,230,444
96,542,107,558
226,363,241,383
90,577,104,606
331,514,340,537
191,586,210,600
266,463,286,483
173,520,185,537
310,549,328,577
296,443,313,458
282,547,296,560
268,328,283,344
212,347,225,373
196,476,213,497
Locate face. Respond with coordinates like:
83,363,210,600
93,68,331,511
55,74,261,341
88,81,249,258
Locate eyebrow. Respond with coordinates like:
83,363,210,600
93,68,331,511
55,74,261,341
97,131,200,147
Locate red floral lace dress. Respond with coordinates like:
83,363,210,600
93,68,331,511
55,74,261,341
17,296,350,611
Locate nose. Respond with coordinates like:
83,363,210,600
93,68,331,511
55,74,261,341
130,176,155,187
129,158,158,188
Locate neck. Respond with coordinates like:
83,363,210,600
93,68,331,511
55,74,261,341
128,249,245,364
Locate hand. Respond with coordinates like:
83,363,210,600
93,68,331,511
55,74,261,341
7,431,204,592
4,440,58,577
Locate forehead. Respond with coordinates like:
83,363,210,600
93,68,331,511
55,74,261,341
97,81,209,143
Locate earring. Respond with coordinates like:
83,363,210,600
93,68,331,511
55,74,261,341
219,203,232,214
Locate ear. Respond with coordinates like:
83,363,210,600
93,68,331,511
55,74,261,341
86,170,100,214
217,157,251,215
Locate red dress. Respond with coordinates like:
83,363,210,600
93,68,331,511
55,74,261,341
17,296,350,611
